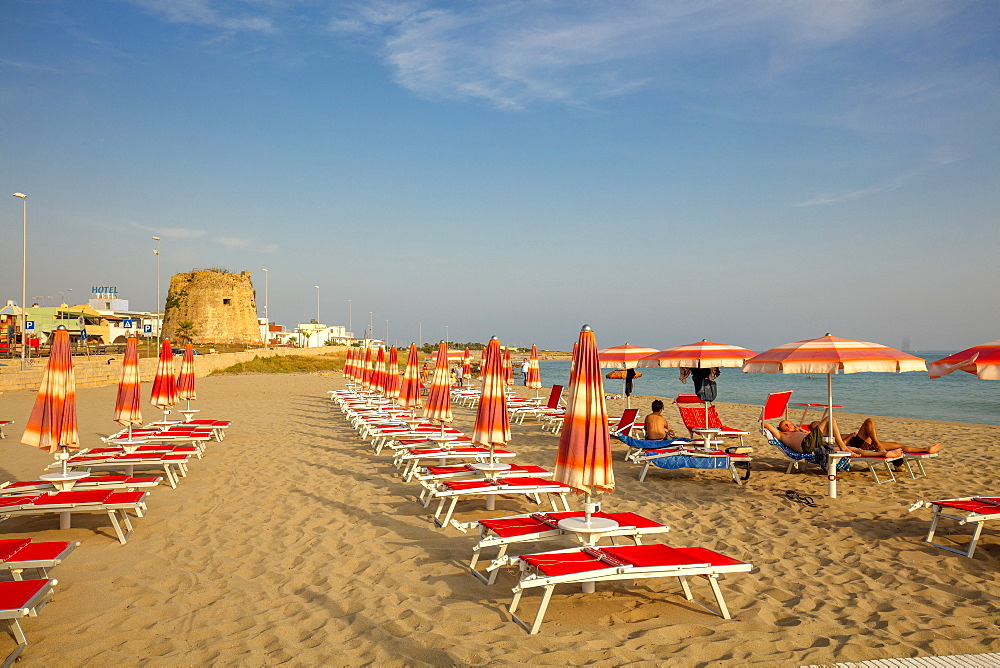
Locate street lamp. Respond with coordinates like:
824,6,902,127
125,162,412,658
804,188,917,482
262,268,269,348
386,319,389,346
152,236,161,347
347,299,352,341
368,312,373,343
12,193,26,369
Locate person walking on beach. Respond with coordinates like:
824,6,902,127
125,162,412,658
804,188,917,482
643,400,675,440
763,417,941,457
521,359,530,385
456,364,464,387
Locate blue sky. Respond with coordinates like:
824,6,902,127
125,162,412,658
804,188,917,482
2,0,997,352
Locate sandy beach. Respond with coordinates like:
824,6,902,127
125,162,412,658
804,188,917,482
1,372,998,666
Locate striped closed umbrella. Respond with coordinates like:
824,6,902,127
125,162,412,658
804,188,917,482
928,341,1000,381
22,327,80,460
472,336,510,462
177,343,197,410
398,344,422,411
150,339,179,419
362,348,374,389
113,335,143,437
385,346,401,399
374,347,387,396
462,348,472,382
743,334,926,497
503,346,514,386
344,348,355,381
526,344,542,394
423,340,453,428
554,326,615,520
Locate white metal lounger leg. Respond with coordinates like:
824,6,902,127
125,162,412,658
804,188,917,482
904,457,928,479
705,574,733,619
638,461,651,482
106,508,134,544
3,618,28,668
161,464,177,488
509,584,556,635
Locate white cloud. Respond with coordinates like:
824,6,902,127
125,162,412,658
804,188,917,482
129,0,275,33
130,222,206,239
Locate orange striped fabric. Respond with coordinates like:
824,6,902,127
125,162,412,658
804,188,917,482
929,341,1000,380
597,343,661,369
362,348,373,389
554,326,615,496
423,341,453,423
385,346,401,399
398,344,422,409
22,328,80,454
344,348,354,380
503,346,514,386
526,344,542,389
150,339,179,410
647,339,755,368
462,348,472,379
113,336,143,427
742,335,927,375
374,347,387,395
177,343,197,401
472,337,510,449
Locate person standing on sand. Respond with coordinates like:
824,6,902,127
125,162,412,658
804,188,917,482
521,359,530,385
456,365,464,387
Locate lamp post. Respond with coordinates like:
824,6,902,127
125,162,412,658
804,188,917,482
368,312,373,343
445,325,449,347
12,193,26,369
347,299,352,341
262,268,268,348
152,236,161,347
386,319,389,346
314,285,320,347
419,322,422,348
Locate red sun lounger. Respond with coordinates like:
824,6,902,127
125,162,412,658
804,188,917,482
0,539,78,580
395,447,515,482
1,475,162,496
0,578,57,667
507,543,753,634
0,491,149,544
430,477,572,528
415,464,554,505
457,510,670,585
910,496,1000,558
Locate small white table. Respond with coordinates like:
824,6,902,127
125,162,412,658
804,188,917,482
469,461,512,510
557,512,621,593
39,470,90,492
692,428,723,452
179,409,200,422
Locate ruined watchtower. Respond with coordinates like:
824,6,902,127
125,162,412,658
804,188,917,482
162,270,259,344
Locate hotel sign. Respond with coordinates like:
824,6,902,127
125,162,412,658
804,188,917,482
92,286,119,299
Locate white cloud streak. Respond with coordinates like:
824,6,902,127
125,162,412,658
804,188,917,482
129,0,275,33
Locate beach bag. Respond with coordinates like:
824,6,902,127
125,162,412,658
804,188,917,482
694,378,717,402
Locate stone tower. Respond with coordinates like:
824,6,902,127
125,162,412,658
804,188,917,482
162,270,260,344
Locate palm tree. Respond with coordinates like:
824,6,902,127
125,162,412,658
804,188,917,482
174,320,198,345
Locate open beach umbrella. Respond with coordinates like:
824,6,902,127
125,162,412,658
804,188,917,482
644,339,757,424
150,338,179,420
397,344,422,411
462,348,472,382
429,348,465,364
423,340,454,431
385,346,401,399
743,334,925,496
597,343,661,408
22,327,80,470
555,325,615,520
472,337,510,462
526,344,542,395
177,343,197,410
928,341,1000,380
113,335,143,439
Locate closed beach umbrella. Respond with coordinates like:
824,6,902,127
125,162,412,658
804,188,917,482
597,343,661,407
113,335,143,438
397,344,422,411
385,346,401,399
22,327,80,464
362,348,374,389
150,339,179,419
472,336,510,461
503,347,514,386
743,334,926,497
555,325,615,514
423,341,454,429
177,343,197,410
462,348,472,381
374,347,387,396
928,341,1000,381
526,344,542,394
344,348,355,381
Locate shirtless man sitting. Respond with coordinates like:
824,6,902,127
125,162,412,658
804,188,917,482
763,416,941,457
643,400,675,441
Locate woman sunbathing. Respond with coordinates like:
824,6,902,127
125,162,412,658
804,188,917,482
764,416,941,458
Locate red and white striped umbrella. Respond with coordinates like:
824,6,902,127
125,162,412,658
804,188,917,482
462,348,472,380
472,337,510,461
374,347,387,396
554,326,615,507
429,348,465,364
22,327,80,455
398,344,422,410
526,344,542,391
644,339,756,369
113,335,143,430
503,346,514,386
344,348,355,380
362,348,374,389
150,339,179,416
385,346,401,399
177,343,197,409
928,341,1000,381
423,341,453,425
597,343,661,368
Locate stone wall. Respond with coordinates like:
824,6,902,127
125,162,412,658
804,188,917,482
162,270,260,344
0,346,347,393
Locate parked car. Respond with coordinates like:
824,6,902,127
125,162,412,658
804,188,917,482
171,347,200,355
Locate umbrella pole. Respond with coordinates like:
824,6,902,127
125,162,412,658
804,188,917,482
826,372,839,499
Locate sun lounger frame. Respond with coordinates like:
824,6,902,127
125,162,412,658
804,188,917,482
917,496,1000,558
0,578,57,668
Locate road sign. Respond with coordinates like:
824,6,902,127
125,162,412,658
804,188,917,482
143,324,152,334
123,319,134,329
25,320,34,331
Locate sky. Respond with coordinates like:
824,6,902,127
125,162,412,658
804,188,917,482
2,0,998,353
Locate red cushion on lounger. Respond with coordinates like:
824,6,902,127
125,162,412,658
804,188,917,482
0,539,31,560
441,480,497,491
77,476,130,485
604,512,666,529
33,491,113,506
6,541,73,561
938,499,1000,515
0,495,41,508
498,477,554,487
673,546,749,568
521,551,610,577
0,579,51,610
105,491,146,504
424,465,469,475
480,517,553,537
601,544,705,568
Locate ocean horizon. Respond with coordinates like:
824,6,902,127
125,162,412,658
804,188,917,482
537,351,998,427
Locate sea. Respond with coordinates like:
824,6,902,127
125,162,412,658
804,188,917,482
537,352,999,427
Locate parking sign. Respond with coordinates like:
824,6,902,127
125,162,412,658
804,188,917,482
143,324,153,334
25,320,34,331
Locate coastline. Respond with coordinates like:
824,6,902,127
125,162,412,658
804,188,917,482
0,372,997,665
